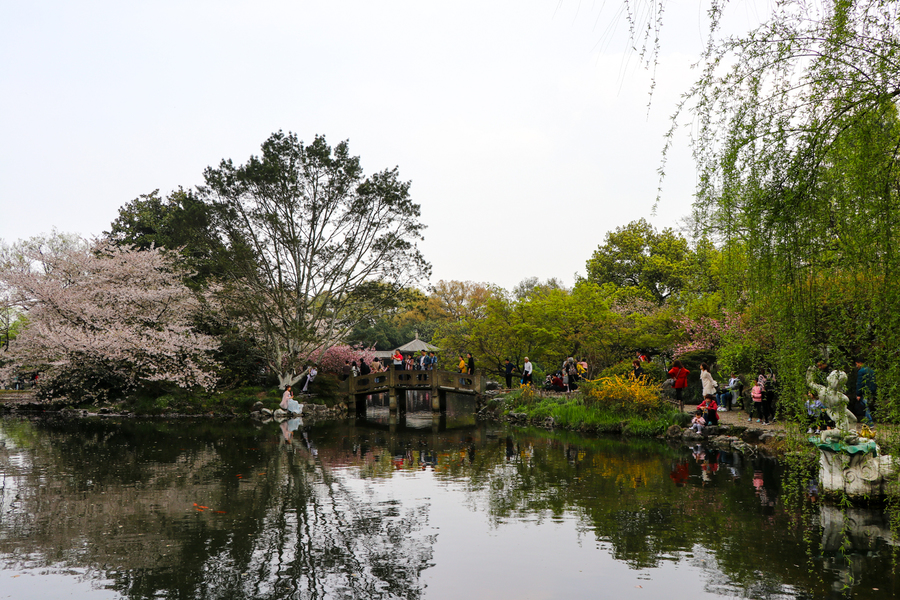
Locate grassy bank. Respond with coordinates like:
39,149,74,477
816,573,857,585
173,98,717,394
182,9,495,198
2,373,348,416
494,376,687,437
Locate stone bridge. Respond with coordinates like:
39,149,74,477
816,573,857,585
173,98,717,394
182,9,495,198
345,369,484,415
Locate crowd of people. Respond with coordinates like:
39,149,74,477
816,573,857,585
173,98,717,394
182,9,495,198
337,350,441,380
676,361,781,429
673,356,878,432
540,357,588,392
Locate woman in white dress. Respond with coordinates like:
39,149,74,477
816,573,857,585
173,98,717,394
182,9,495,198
280,385,303,414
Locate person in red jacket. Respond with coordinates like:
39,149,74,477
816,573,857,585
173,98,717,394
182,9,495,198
698,394,719,426
668,360,690,406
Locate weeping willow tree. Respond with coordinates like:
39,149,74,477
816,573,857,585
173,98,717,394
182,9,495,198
675,0,900,421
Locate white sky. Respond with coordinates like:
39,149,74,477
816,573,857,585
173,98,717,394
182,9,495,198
0,1,768,291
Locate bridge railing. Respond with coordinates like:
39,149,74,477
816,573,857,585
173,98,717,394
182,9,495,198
348,369,482,396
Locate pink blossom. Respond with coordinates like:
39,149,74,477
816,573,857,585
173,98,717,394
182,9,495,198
0,236,218,395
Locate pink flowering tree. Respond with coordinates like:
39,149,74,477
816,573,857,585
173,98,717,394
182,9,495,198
299,344,377,374
0,235,218,402
672,312,744,355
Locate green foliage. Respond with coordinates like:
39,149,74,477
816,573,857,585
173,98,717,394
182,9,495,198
669,411,693,428
432,278,678,382
716,328,770,376
0,305,26,351
599,358,667,383
37,356,136,405
125,385,279,415
502,385,680,437
584,218,691,305
344,286,441,351
104,188,231,285
305,373,343,407
681,0,900,422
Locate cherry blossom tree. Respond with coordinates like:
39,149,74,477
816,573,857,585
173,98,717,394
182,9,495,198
299,344,377,374
0,234,218,402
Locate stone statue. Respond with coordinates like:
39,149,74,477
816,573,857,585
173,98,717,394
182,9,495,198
807,367,857,433
806,367,895,500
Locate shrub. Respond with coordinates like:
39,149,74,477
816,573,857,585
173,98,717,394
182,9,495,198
669,411,693,427
579,375,665,418
599,358,667,383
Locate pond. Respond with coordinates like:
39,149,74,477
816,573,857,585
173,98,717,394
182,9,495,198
0,407,897,599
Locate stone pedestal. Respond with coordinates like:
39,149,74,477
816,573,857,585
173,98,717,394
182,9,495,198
818,448,898,499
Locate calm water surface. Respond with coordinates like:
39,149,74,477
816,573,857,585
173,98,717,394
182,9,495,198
0,405,897,599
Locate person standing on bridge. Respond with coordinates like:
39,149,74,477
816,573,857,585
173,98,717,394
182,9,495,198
458,355,466,373
467,352,475,375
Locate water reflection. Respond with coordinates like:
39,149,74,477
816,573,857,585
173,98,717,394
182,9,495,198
0,415,898,599
358,391,476,430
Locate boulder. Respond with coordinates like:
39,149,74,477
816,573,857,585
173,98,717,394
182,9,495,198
251,401,265,412
666,425,682,438
485,380,502,391
741,429,763,444
732,441,755,454
709,435,739,450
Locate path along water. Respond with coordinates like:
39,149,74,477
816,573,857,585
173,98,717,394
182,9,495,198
0,413,897,599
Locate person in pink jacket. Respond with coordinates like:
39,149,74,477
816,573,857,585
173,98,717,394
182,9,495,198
750,382,769,424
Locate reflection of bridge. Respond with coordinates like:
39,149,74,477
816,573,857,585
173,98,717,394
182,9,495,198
345,369,484,415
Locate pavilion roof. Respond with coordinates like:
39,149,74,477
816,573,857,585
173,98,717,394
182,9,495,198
396,332,440,353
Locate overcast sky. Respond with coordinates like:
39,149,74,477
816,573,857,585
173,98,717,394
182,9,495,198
1,1,765,291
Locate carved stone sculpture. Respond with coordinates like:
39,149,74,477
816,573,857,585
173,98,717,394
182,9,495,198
807,367,857,432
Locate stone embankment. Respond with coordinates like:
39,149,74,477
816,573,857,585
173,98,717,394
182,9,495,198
0,391,58,411
249,401,346,421
665,423,787,455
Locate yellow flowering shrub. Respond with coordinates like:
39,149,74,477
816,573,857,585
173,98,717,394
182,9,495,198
579,375,664,418
517,383,538,406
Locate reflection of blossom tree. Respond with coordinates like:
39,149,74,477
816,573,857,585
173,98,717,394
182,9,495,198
0,419,436,600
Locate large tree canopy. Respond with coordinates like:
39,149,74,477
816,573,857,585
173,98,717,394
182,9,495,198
104,188,230,285
200,131,430,387
584,218,690,305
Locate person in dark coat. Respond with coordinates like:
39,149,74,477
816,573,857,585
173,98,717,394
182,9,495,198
504,358,516,388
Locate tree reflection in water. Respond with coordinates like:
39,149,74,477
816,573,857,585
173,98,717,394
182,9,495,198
0,417,434,599
0,415,898,599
